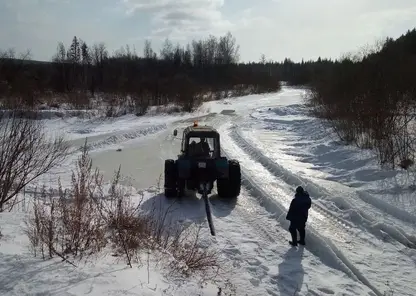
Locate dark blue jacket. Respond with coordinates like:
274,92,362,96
286,191,311,224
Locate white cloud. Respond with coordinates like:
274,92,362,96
122,0,232,39
1,0,416,62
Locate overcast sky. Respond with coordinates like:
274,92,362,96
1,0,415,62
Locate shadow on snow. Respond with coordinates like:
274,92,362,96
277,246,305,296
140,191,238,228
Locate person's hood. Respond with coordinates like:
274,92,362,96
295,191,309,199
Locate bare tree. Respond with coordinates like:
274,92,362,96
92,42,108,66
0,112,69,211
52,42,67,63
160,38,174,61
143,40,156,59
217,32,240,65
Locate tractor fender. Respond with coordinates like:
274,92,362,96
177,159,191,179
215,157,229,178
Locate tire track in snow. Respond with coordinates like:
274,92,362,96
165,115,369,295
209,191,297,295
219,144,384,296
231,125,416,249
213,187,285,245
249,107,416,226
180,113,408,295
210,115,360,246
167,122,280,246
218,122,416,296
162,118,287,264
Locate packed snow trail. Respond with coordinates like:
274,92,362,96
248,104,416,223
194,114,388,294
231,124,416,249
214,119,416,295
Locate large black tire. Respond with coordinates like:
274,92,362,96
177,179,185,197
228,160,241,197
164,159,177,198
217,159,241,198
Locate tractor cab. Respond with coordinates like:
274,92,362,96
176,121,221,159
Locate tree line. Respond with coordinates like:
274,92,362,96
0,32,281,114
2,28,416,169
278,28,416,169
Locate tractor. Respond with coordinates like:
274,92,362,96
164,121,241,199
163,121,241,235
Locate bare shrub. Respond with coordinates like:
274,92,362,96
132,93,150,116
103,167,151,267
24,147,107,261
57,175,106,257
166,226,220,276
24,140,221,278
307,31,416,170
139,180,222,277
0,111,69,212
63,92,91,109
102,93,137,117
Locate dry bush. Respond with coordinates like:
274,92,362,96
102,93,136,117
24,141,109,262
102,167,151,267
25,140,221,277
24,150,107,262
132,93,150,116
166,226,220,277
0,111,69,212
137,178,222,277
62,92,91,109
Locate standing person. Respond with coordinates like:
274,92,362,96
286,186,312,246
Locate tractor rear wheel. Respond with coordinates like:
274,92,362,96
217,159,241,198
164,159,177,198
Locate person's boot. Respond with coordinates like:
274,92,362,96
289,229,298,246
298,228,306,245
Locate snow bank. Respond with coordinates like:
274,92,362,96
231,125,416,249
0,188,232,296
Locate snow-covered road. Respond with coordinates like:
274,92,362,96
2,86,416,296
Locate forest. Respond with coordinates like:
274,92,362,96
0,32,280,114
296,29,416,169
1,28,416,169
